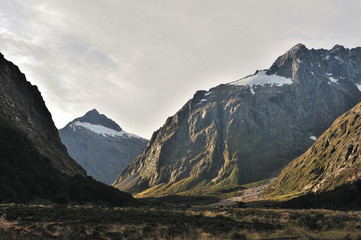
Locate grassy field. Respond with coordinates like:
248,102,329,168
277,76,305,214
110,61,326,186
1,203,361,239
135,178,273,201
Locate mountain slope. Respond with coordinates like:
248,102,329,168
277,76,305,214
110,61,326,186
264,102,361,198
0,53,85,176
0,52,135,206
0,121,135,205
59,109,148,184
114,44,361,196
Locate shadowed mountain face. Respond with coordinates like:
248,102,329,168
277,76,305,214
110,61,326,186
114,44,361,196
265,102,361,198
59,110,148,185
0,53,135,206
0,52,85,176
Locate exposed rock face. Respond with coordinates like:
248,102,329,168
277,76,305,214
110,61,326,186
114,44,361,196
59,110,148,185
0,52,85,176
265,102,361,197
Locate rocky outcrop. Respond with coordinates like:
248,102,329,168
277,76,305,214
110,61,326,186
0,52,85,176
114,44,361,196
59,110,148,185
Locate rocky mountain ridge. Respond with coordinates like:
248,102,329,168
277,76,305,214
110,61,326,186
0,52,135,205
114,44,361,197
71,109,122,132
0,52,85,176
59,109,148,184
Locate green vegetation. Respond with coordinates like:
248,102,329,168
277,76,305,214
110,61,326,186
241,179,270,189
136,177,272,200
264,102,361,200
0,121,135,206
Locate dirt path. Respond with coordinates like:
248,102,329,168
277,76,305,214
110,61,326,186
213,178,275,206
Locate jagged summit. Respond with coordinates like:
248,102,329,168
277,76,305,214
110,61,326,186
114,44,361,197
59,110,148,184
88,108,100,114
266,43,310,79
331,44,346,52
233,43,361,94
290,43,308,52
73,109,122,132
266,43,361,88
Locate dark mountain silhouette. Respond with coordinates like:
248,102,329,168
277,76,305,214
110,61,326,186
0,53,135,206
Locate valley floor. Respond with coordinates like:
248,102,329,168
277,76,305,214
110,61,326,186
213,179,276,206
0,203,361,240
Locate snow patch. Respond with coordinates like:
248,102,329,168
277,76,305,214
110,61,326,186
72,121,143,139
310,136,317,141
356,84,361,91
329,76,339,85
326,72,332,76
197,99,207,105
229,70,292,87
205,92,212,96
250,87,255,95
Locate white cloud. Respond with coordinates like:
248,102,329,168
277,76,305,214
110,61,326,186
1,0,361,138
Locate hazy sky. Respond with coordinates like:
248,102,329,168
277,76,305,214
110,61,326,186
1,0,361,138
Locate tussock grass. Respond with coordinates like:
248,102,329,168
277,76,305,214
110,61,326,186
1,203,361,239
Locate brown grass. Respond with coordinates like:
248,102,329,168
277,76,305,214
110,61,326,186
0,204,361,239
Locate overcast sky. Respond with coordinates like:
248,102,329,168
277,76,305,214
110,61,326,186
1,0,361,139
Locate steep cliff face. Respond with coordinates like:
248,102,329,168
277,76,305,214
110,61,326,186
0,53,135,206
59,109,148,185
0,53,85,176
114,44,361,196
265,102,361,198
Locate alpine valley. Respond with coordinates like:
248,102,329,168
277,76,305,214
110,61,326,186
114,44,361,198
3,43,361,239
59,109,148,185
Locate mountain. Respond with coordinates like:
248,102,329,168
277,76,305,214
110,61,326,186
0,52,85,176
264,101,361,199
0,52,135,205
59,109,148,185
114,44,361,197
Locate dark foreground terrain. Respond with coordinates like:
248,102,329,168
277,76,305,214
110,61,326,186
1,203,361,240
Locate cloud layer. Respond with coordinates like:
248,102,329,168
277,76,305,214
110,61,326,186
1,0,361,138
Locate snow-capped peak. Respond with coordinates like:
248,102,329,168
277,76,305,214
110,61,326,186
229,70,293,87
71,121,144,139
